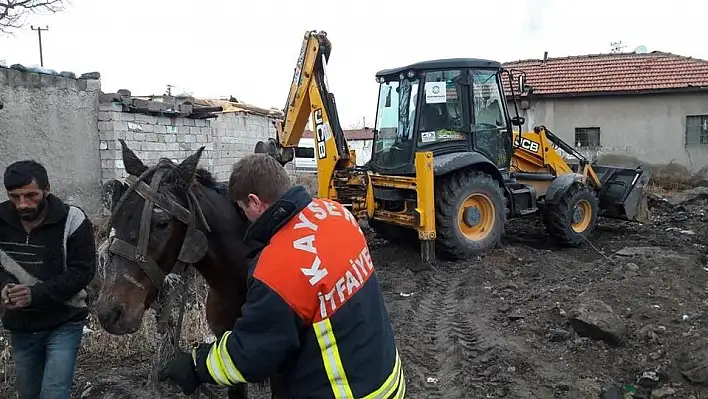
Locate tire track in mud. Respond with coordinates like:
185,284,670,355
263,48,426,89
401,267,497,398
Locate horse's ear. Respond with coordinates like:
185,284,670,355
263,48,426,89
101,179,126,211
176,146,205,183
119,139,147,176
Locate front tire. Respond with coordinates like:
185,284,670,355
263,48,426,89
544,184,598,246
435,170,506,260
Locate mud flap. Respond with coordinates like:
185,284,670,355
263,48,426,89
593,164,652,223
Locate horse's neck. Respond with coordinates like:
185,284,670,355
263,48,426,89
191,186,251,295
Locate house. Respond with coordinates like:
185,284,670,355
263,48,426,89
297,128,375,170
502,51,708,171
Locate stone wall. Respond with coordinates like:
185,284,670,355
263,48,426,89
0,65,103,216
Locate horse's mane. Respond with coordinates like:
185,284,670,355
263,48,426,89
194,168,219,190
148,158,248,231
150,157,221,192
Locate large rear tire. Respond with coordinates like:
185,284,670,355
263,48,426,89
435,170,506,260
544,184,598,246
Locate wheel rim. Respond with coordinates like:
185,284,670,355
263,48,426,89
571,199,592,233
457,193,496,241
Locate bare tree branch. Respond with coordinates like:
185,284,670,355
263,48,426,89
0,0,65,34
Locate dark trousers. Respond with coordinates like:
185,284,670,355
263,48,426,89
10,320,84,399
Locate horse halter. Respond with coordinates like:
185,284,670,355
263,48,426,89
105,165,211,292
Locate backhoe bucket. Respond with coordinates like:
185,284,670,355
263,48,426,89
592,164,652,223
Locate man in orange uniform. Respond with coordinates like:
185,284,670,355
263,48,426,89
159,153,405,398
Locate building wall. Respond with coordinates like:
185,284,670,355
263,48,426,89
210,112,285,181
0,66,103,216
0,65,290,220
516,92,708,171
349,140,373,166
98,103,291,201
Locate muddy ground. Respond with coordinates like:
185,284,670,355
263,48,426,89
3,187,708,398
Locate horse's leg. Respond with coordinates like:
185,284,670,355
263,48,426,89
206,288,249,399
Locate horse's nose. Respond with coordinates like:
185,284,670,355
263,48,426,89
105,306,123,327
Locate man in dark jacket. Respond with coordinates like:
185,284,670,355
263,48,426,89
0,160,96,399
159,154,405,398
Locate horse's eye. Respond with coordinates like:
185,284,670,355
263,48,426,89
155,221,170,229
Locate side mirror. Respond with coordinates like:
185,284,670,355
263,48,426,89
511,116,525,126
518,75,525,93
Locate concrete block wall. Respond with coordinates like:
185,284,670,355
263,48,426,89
0,66,297,220
98,103,215,183
98,106,294,187
211,112,294,181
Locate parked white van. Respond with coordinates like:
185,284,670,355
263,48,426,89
294,138,317,171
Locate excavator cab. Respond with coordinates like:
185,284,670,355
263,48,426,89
358,59,534,261
368,59,523,176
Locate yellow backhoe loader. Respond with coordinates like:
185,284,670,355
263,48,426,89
255,30,651,262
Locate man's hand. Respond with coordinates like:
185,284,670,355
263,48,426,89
6,284,31,309
1,284,12,307
158,350,201,395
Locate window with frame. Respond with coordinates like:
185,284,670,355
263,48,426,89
472,70,507,130
574,127,601,148
685,115,708,146
418,70,466,146
294,146,314,158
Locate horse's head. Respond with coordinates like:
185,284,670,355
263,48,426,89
95,140,211,335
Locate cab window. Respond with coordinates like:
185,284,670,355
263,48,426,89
472,70,507,129
418,70,465,146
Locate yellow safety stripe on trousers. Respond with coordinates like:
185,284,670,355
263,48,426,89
363,349,405,399
205,331,248,386
313,319,354,398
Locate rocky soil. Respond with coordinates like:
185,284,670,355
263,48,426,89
3,187,708,398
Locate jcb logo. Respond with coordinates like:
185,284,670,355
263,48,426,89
314,109,327,159
514,136,540,153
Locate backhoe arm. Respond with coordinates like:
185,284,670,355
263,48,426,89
258,30,351,199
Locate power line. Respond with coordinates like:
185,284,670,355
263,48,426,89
30,25,49,67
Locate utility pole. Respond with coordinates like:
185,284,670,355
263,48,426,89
30,25,49,67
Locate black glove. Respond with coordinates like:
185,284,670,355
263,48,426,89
158,350,201,395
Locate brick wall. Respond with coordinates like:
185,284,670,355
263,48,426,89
97,102,294,191
210,111,293,181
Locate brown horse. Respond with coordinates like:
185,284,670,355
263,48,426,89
93,140,283,398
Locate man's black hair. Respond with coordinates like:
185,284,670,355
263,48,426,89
3,160,50,191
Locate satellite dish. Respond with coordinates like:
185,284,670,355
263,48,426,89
634,45,648,54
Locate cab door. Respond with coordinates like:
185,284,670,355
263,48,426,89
469,69,511,169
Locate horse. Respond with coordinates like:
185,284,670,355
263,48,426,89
93,139,284,398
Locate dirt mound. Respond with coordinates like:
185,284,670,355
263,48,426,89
2,188,708,398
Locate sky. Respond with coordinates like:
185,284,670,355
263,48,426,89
1,0,706,129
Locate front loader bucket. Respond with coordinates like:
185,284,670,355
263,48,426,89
592,164,652,223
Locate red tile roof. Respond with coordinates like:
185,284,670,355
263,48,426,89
302,128,374,141
502,51,708,97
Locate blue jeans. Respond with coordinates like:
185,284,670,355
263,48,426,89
10,320,84,399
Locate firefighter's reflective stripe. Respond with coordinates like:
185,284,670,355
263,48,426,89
363,349,405,399
314,318,354,398
204,331,248,385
